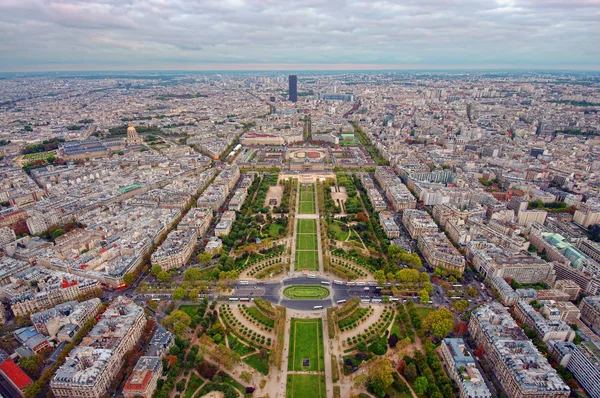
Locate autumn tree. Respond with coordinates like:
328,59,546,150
453,321,468,336
366,358,395,397
423,308,454,338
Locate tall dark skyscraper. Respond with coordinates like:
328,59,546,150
288,75,297,103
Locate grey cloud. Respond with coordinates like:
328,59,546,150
0,0,598,70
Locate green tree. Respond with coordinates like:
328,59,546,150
173,287,186,301
452,300,469,313
419,289,430,304
188,288,199,302
197,251,212,265
157,270,172,282
123,273,135,284
414,376,429,395
151,265,162,277
422,281,434,295
424,308,454,338
367,358,395,392
23,382,42,398
357,342,368,352
373,270,386,284
403,363,417,382
19,355,42,377
184,267,202,281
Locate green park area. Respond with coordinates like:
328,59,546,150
299,184,316,214
296,219,319,271
283,285,330,300
286,374,326,398
288,318,325,371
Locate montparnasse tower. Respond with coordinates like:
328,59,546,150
126,122,144,146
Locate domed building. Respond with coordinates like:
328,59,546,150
126,123,144,146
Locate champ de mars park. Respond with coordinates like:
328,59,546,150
147,170,473,398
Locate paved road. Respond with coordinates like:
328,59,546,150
129,276,386,311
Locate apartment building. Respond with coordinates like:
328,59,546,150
25,210,61,235
122,356,162,398
374,167,416,211
439,338,492,398
517,209,547,227
567,342,600,398
573,205,600,228
554,279,581,301
151,228,198,271
579,296,600,334
178,208,213,237
31,298,101,338
489,276,519,305
215,210,236,237
513,301,575,342
4,267,100,317
541,301,580,323
417,233,465,273
0,227,16,247
378,211,400,239
402,209,438,239
468,303,570,398
51,297,146,398
467,241,555,284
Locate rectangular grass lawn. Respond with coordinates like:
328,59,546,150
295,251,318,271
288,318,324,371
297,234,317,250
300,191,315,201
297,219,316,234
286,374,326,398
299,201,316,214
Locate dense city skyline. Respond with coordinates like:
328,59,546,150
1,0,600,71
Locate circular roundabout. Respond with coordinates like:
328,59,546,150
283,285,330,300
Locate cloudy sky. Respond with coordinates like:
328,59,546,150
1,0,599,71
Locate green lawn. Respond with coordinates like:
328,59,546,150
178,304,204,318
299,185,316,214
298,219,316,234
227,334,256,356
299,201,316,214
288,318,324,371
243,352,270,375
296,251,318,271
286,374,326,398
329,222,349,241
301,191,315,202
22,150,56,160
184,373,204,398
414,307,435,320
283,285,330,300
268,222,282,238
297,234,317,250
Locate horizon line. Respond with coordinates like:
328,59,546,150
1,63,600,74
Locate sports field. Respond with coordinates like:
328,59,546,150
288,318,325,371
295,219,318,271
283,285,330,300
298,184,316,214
286,374,326,398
